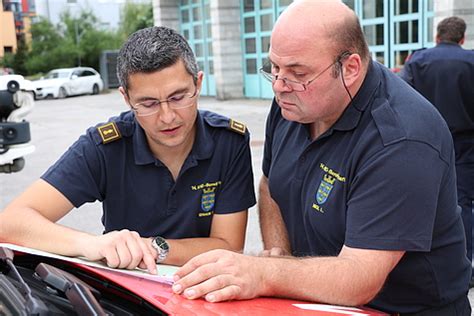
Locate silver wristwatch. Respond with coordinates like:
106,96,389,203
151,236,169,263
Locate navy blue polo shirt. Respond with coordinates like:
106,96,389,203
263,61,471,313
400,42,474,136
42,110,256,239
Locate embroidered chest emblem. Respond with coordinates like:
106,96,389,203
191,181,222,217
201,187,216,212
316,174,335,204
312,163,346,213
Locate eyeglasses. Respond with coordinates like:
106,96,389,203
130,87,199,117
259,52,350,92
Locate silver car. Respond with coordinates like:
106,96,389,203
34,67,104,99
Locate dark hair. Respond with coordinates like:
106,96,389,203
117,26,199,91
437,16,466,43
328,9,370,67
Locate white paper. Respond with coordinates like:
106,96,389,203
0,243,177,284
293,304,372,315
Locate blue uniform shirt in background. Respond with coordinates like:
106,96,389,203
263,61,471,313
42,110,256,239
401,42,474,267
401,42,474,136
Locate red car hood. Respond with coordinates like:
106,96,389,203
78,263,387,316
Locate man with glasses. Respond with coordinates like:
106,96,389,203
0,27,255,274
172,1,471,314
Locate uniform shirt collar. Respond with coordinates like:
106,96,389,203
190,110,215,160
437,41,462,48
133,110,214,165
330,60,381,133
133,118,155,165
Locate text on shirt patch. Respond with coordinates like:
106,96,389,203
191,181,222,217
313,163,346,213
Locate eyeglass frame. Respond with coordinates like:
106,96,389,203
259,51,352,92
128,86,200,117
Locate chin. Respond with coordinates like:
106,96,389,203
280,109,301,122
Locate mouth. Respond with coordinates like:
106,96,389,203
277,98,297,109
161,126,181,135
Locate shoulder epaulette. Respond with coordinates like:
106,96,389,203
228,119,246,135
97,122,122,144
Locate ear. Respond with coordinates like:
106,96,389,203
196,71,204,93
459,36,465,45
341,53,362,87
118,86,131,107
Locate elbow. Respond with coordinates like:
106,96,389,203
0,212,12,242
344,283,383,306
218,238,244,253
227,241,245,253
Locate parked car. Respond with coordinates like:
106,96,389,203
33,67,104,100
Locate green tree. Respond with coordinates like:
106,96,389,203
118,1,154,40
11,37,29,75
25,18,76,74
7,2,153,76
25,12,122,75
60,10,122,70
0,53,14,71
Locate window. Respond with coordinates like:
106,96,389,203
82,70,95,77
363,0,383,18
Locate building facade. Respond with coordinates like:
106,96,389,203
3,0,36,46
0,1,17,58
153,0,473,100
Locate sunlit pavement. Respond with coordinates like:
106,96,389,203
0,89,472,306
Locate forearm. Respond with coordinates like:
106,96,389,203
164,237,238,266
260,256,379,305
0,206,93,257
258,176,290,252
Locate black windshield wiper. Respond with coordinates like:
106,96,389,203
0,247,49,315
35,262,107,316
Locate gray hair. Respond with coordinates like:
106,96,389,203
117,26,199,91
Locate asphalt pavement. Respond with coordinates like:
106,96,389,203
1,90,472,307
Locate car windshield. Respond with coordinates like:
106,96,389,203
44,70,70,79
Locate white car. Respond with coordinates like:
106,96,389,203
33,67,104,99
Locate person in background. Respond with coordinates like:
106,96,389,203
401,17,474,283
171,1,471,314
0,26,255,273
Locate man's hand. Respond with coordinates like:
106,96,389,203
172,249,265,302
259,247,289,257
79,229,157,274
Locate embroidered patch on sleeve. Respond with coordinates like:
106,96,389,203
97,122,121,144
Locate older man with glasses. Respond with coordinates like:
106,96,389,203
0,26,255,274
172,1,471,315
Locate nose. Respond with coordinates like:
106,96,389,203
272,78,293,93
158,101,176,124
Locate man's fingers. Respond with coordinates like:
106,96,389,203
204,285,242,302
180,274,232,300
124,234,144,269
137,237,157,274
173,260,222,295
115,241,132,268
102,245,120,268
174,250,220,280
270,247,285,256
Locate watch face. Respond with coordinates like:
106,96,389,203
155,237,169,251
160,240,169,251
